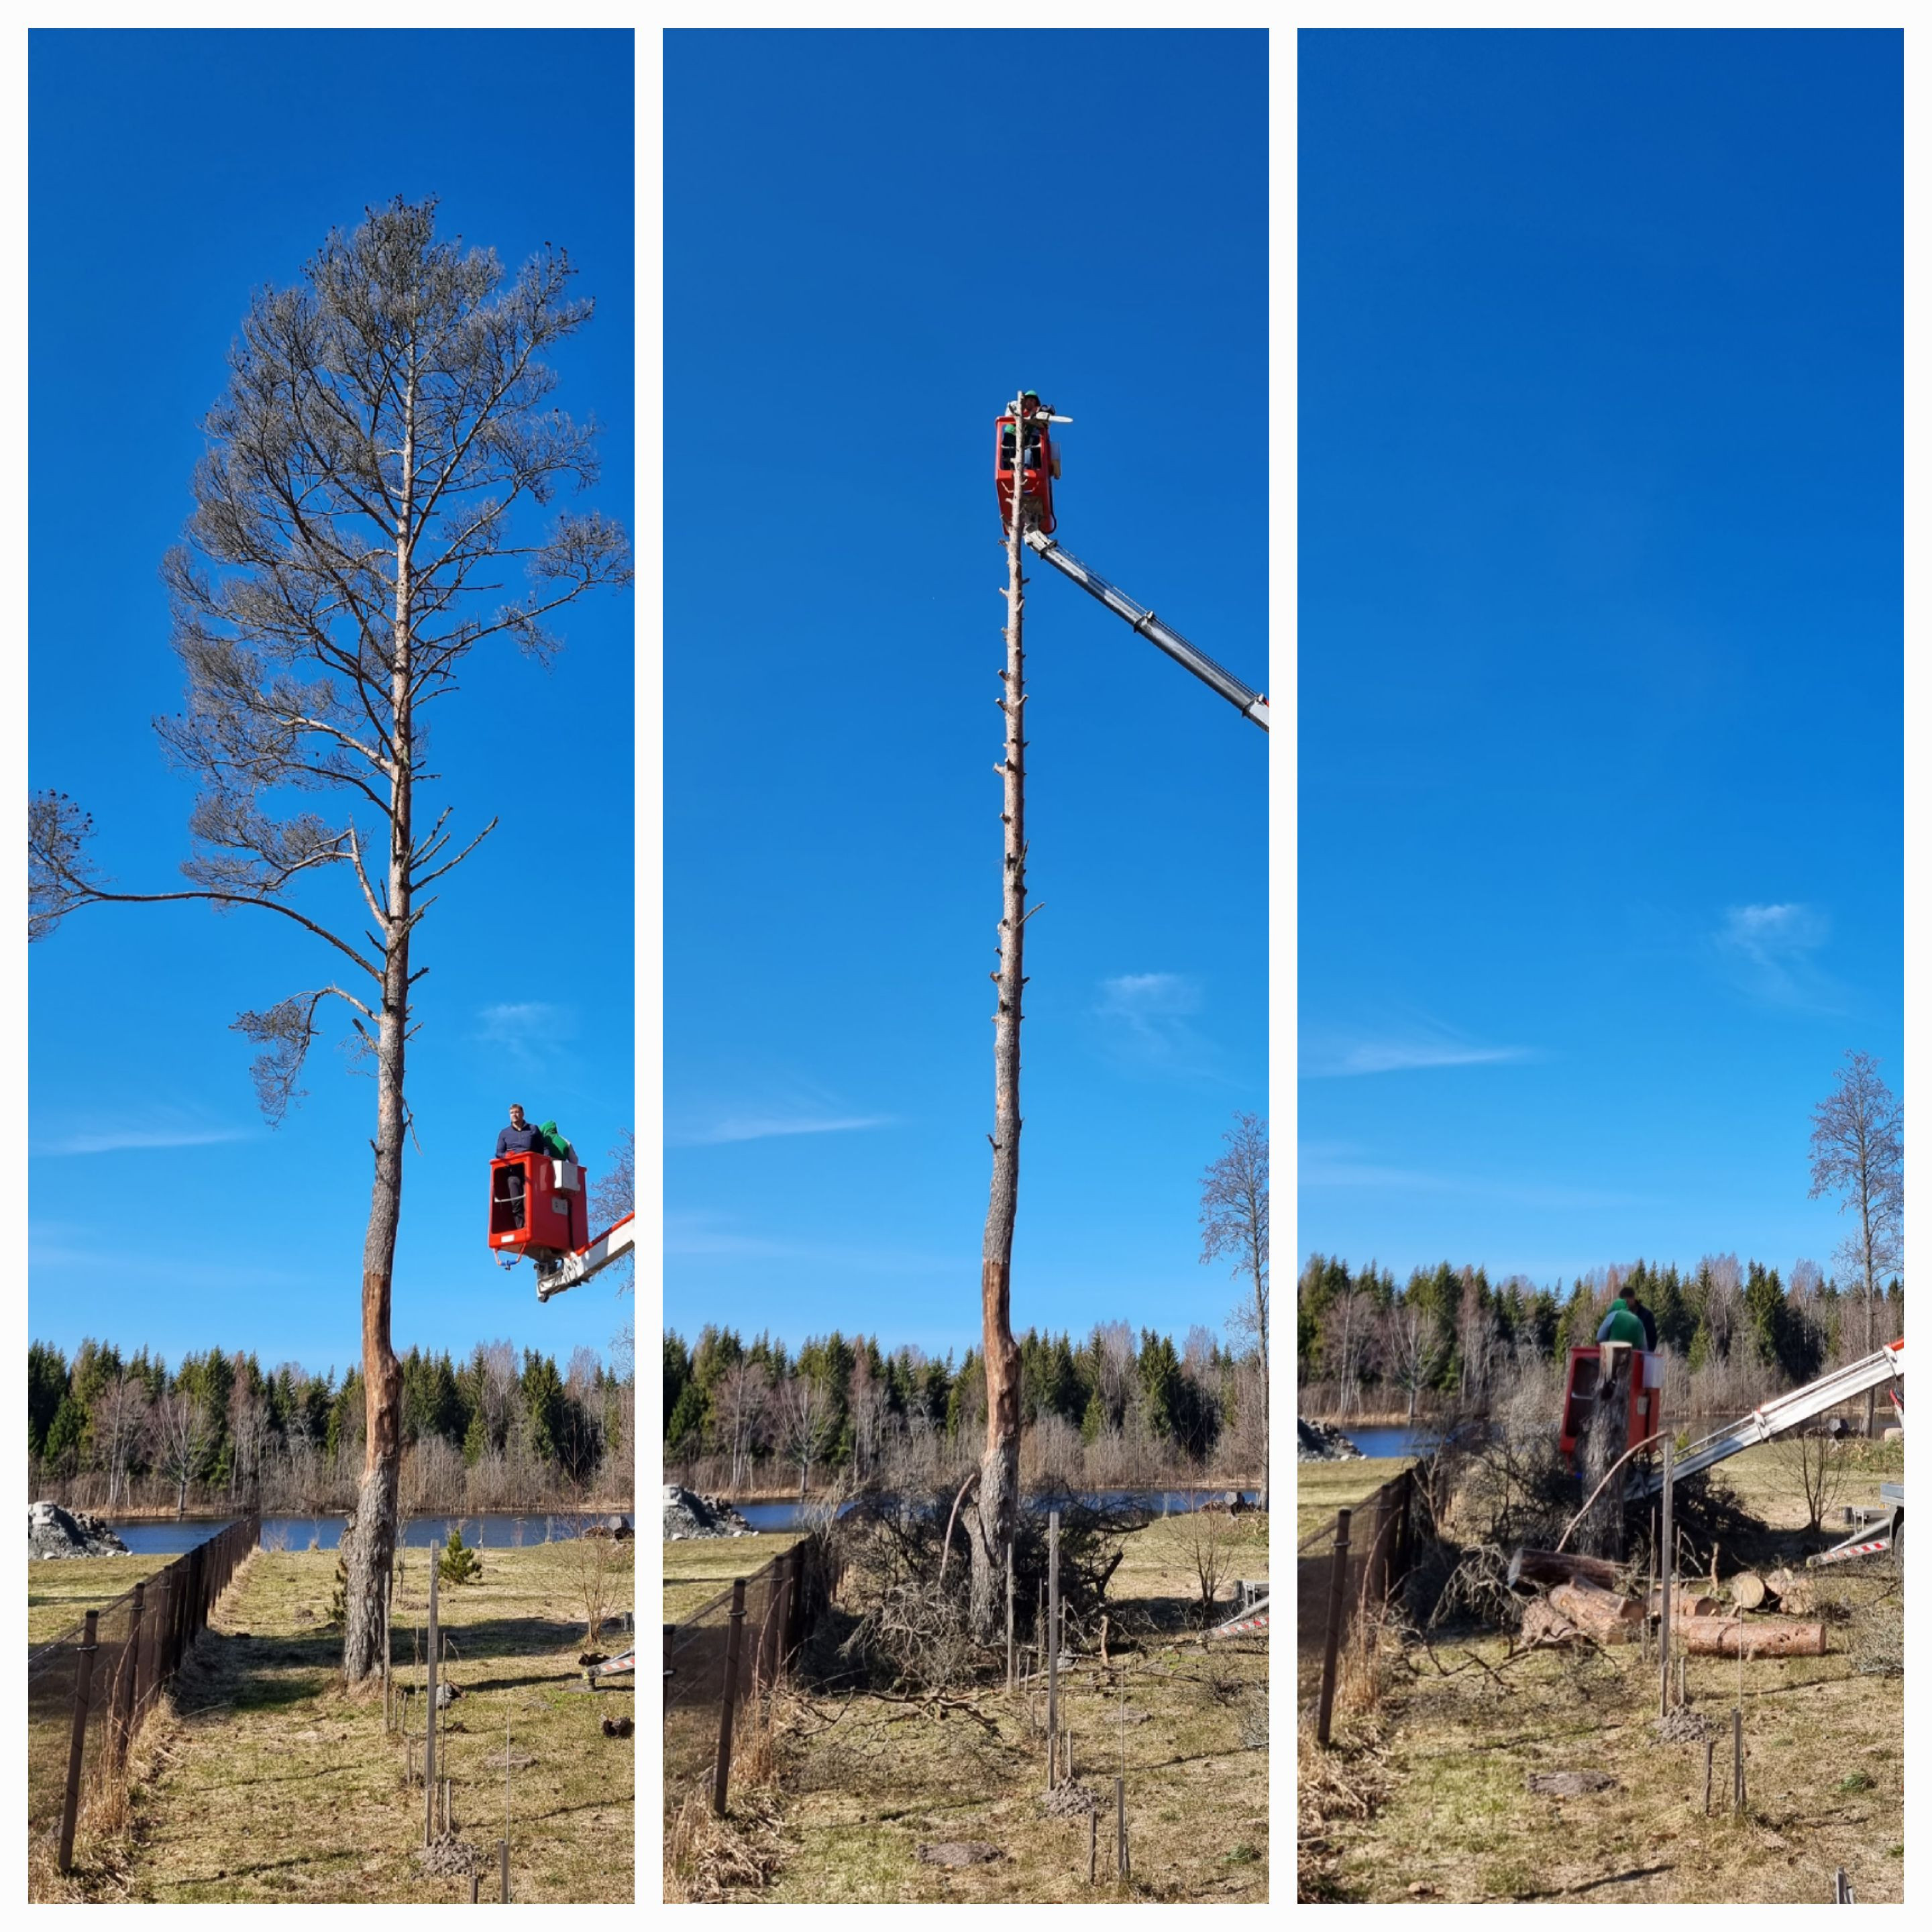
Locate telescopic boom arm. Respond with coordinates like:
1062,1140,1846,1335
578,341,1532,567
1024,529,1269,731
1633,1337,1904,1496
535,1212,637,1303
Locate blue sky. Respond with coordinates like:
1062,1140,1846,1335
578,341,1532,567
665,30,1269,1358
1299,30,1902,1288
28,30,635,1373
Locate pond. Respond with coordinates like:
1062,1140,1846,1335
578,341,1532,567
103,1511,632,1556
728,1487,1263,1534
1340,1426,1435,1460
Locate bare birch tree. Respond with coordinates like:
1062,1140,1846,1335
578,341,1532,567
1201,1112,1269,1507
99,1368,150,1513
152,1388,213,1521
27,199,630,1679
1809,1050,1904,1434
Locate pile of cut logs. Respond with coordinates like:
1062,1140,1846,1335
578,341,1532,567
1507,1548,1827,1657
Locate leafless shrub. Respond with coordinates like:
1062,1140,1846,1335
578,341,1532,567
562,1517,633,1649
1772,1428,1849,1534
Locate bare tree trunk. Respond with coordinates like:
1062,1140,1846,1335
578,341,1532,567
343,385,415,1685
971,415,1030,1641
1252,1216,1269,1511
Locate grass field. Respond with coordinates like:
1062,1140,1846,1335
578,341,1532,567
1294,1455,1415,1548
43,1541,634,1903
668,1510,1270,1904
1302,1440,1903,1904
663,1532,805,1623
29,1554,176,1649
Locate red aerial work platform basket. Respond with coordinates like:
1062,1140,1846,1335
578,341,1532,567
488,1152,588,1261
1559,1344,1662,1461
995,409,1059,535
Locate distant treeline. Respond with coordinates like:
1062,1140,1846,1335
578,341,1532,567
28,1336,636,1516
662,1321,1265,1495
1298,1253,1905,1421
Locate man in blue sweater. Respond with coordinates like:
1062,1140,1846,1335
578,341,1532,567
496,1104,545,1228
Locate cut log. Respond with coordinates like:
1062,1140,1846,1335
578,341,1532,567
1764,1569,1819,1616
1548,1580,1644,1643
1677,1617,1827,1658
1519,1599,1581,1648
1727,1570,1768,1612
1646,1588,1721,1619
1507,1548,1621,1593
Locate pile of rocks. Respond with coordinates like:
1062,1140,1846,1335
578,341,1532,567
661,1485,754,1541
28,1501,131,1560
1296,1418,1364,1462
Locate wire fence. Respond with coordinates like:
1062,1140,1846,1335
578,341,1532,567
28,1516,260,1877
1297,1467,1422,1740
661,1536,837,1823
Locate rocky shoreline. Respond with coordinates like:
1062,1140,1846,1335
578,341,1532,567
662,1485,756,1540
29,1501,133,1560
1296,1417,1364,1462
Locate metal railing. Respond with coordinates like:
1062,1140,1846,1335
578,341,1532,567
28,1515,260,1876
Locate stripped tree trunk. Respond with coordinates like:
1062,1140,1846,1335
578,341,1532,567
343,384,417,1684
971,409,1030,1641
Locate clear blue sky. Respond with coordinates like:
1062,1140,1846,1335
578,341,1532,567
1299,30,1902,1289
665,29,1269,1359
28,30,635,1375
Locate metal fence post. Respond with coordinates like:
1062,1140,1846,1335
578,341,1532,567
57,1611,100,1874
713,1578,747,1817
1316,1509,1352,1746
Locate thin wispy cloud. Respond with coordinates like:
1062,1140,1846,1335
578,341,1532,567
478,1001,576,1043
1713,902,1838,1010
475,1000,580,1073
1092,971,1224,1079
37,1113,253,1157
665,1211,963,1276
1298,1141,1644,1211
1301,1019,1534,1079
672,1112,894,1148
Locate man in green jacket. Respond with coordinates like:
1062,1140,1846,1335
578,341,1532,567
1595,1295,1648,1348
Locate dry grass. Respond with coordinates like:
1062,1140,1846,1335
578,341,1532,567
663,1532,804,1623
1304,1438,1904,1903
665,1510,1269,1904
28,1554,177,1649
56,1543,633,1902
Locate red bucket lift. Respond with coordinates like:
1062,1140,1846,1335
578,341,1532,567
994,398,1061,535
1558,1343,1662,1462
488,1151,635,1303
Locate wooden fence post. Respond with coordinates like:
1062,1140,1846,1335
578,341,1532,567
1316,1509,1352,1746
1658,1438,1674,1717
111,1582,146,1770
1046,1510,1061,1790
1006,1540,1016,1694
713,1578,747,1817
57,1611,100,1874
